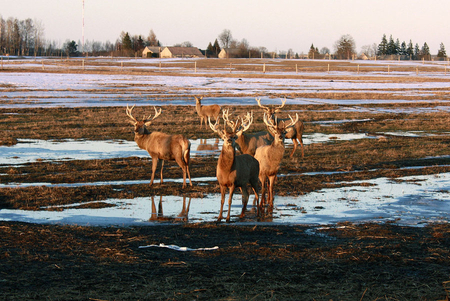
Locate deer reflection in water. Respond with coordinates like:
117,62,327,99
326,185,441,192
149,195,192,222
196,138,220,152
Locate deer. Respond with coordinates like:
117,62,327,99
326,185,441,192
126,104,192,189
195,96,221,128
254,112,298,207
233,112,274,157
208,110,260,222
256,98,305,158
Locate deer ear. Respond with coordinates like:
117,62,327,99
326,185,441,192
144,121,153,126
128,120,136,125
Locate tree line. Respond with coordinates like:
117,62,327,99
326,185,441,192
0,15,447,60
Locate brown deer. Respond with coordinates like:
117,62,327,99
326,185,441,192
126,105,192,188
256,98,304,158
254,112,298,207
195,96,221,128
230,112,274,157
208,111,260,222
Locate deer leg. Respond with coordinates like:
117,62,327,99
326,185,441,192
299,137,304,158
250,179,260,208
259,175,267,207
226,186,235,223
160,160,164,184
150,157,159,185
268,175,277,207
217,185,227,222
290,138,298,158
240,187,249,218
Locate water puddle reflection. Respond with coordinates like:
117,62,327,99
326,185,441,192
1,172,449,227
0,134,374,165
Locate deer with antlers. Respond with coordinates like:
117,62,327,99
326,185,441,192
208,110,260,222
255,112,298,207
256,98,304,158
233,112,274,157
195,96,221,128
126,105,192,188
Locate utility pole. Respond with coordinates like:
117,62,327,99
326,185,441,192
82,0,85,54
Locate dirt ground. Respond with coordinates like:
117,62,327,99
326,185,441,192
1,98,450,299
1,221,450,300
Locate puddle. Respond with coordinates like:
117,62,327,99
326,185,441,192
1,172,449,227
0,133,380,166
0,138,222,165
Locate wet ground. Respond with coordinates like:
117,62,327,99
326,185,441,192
1,60,450,300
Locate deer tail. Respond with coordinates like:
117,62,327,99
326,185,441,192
183,140,191,166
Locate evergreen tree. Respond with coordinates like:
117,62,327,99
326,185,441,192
308,43,319,59
206,42,214,57
65,40,78,56
399,41,407,55
414,43,420,58
377,34,388,55
122,32,132,50
407,40,414,58
387,35,397,55
395,39,401,54
421,42,430,55
437,42,447,58
213,39,221,56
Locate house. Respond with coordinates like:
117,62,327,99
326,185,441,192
142,46,162,58
218,48,241,59
160,47,203,58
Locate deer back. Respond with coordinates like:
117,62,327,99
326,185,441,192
137,131,188,161
235,131,273,156
195,97,220,118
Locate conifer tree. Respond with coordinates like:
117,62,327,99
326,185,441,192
377,34,388,55
407,40,414,58
213,39,221,56
437,42,447,58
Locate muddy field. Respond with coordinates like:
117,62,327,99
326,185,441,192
1,58,450,300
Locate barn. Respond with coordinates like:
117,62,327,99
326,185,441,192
142,46,162,58
218,48,241,59
160,47,203,58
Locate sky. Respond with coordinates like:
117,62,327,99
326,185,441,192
1,0,449,54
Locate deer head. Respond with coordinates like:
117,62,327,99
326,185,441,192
256,98,286,118
209,110,253,147
263,112,298,142
126,104,162,134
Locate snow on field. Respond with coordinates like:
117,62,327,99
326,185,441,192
1,59,450,108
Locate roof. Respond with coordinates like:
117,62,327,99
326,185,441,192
164,47,203,56
143,46,161,53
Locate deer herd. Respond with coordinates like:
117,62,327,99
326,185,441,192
126,97,303,222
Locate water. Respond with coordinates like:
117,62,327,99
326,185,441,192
1,172,449,227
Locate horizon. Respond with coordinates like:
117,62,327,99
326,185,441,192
1,0,449,54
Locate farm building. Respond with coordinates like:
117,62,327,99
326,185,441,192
218,48,241,59
160,47,203,58
142,47,162,58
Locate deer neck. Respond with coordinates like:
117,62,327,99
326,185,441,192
218,143,235,171
134,128,151,149
195,102,202,114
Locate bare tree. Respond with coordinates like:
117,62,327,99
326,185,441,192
218,29,233,49
147,29,158,46
334,34,356,60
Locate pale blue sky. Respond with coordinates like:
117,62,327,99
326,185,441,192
1,0,448,54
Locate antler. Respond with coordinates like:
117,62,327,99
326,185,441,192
223,110,253,135
144,106,162,122
284,113,299,129
127,104,162,123
263,112,278,134
255,98,269,110
126,104,138,122
277,98,287,111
